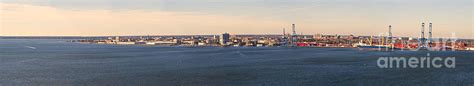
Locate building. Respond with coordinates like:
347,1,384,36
220,33,230,45
114,36,120,42
314,34,323,39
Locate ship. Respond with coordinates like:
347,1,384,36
353,42,392,49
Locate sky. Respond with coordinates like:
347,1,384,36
0,0,473,38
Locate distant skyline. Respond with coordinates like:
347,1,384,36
0,0,473,38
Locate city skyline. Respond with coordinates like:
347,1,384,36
0,0,473,38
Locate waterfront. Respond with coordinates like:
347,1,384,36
0,39,473,85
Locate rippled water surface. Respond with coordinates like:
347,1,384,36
0,39,473,85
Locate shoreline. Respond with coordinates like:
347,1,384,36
75,42,474,51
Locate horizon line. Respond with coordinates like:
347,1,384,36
1,35,472,39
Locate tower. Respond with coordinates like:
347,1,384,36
292,24,297,36
419,21,426,48
421,22,425,40
428,22,433,45
290,24,298,46
282,28,286,38
281,28,288,45
283,28,286,36
388,25,393,44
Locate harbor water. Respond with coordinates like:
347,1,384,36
0,39,473,85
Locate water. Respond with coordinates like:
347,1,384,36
0,39,473,85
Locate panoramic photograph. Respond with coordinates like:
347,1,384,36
0,0,473,85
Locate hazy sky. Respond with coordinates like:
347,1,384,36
0,0,473,38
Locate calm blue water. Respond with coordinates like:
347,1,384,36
0,39,473,85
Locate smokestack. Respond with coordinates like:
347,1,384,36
421,22,425,39
429,22,432,43
283,28,286,35
389,25,392,44
290,24,298,46
292,24,297,36
419,21,426,48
